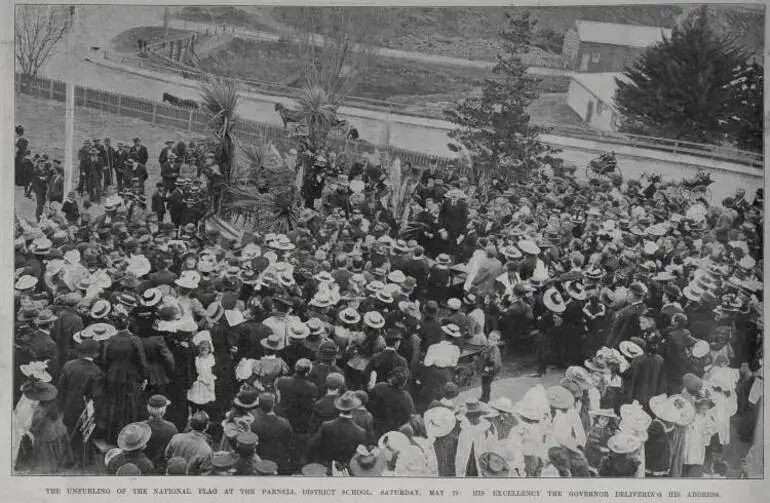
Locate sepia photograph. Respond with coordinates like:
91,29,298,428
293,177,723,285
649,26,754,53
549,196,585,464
9,2,765,483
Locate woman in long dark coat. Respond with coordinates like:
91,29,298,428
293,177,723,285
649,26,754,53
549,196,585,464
102,314,148,443
208,312,238,427
164,321,197,432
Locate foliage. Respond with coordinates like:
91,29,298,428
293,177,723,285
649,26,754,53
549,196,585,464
615,6,751,145
443,11,560,185
15,5,69,78
284,7,394,100
532,27,564,54
199,77,240,181
725,62,763,153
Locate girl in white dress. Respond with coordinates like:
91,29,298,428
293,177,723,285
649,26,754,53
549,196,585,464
187,331,216,414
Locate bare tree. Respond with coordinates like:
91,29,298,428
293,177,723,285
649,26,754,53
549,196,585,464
288,7,393,102
15,5,69,78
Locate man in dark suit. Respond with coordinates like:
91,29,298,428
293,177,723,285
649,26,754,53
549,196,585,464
159,139,176,168
275,359,317,462
56,339,104,431
307,391,368,469
56,339,104,465
84,148,104,202
368,367,415,438
129,137,149,166
50,292,84,365
402,245,431,294
308,372,345,434
607,282,647,348
365,328,407,389
251,392,294,474
102,137,117,191
114,142,130,191
142,394,178,473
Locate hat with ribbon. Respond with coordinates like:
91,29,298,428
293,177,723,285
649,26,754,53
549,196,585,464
363,311,385,329
543,287,567,313
349,445,387,476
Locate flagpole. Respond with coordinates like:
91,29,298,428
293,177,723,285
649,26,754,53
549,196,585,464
63,6,76,195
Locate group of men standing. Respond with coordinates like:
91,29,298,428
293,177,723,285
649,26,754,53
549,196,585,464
76,136,149,202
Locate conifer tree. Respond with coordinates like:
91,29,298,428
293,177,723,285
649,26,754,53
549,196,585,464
444,12,559,184
615,6,750,145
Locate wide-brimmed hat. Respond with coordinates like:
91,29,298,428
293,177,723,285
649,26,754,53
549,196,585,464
22,380,58,401
89,299,112,319
34,309,58,325
441,323,462,338
338,307,361,325
543,287,566,313
147,394,171,408
683,284,704,302
546,385,574,409
489,397,517,415
363,311,385,329
141,288,163,307
365,280,386,293
387,270,406,284
117,422,152,452
563,281,587,301
583,266,604,281
14,275,38,290
305,317,325,336
234,388,260,409
349,445,387,476
309,290,336,308
565,366,591,391
313,271,334,284
584,358,609,374
607,433,641,454
500,245,522,260
478,452,510,477
288,322,311,340
435,254,452,265
334,391,362,411
464,400,491,417
83,322,117,342
423,407,456,438
517,240,540,255
29,237,52,255
619,340,644,359
371,288,392,304
261,334,286,351
649,394,694,426
588,408,618,419
175,270,201,289
691,339,710,358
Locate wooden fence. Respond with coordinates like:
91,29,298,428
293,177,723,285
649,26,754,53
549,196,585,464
15,73,455,170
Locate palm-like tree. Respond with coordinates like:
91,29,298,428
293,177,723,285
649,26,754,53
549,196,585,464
199,77,240,182
295,85,340,152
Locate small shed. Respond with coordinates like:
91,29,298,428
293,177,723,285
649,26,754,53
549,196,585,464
562,21,671,73
567,72,629,131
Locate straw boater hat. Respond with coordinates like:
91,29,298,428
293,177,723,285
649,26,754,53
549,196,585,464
338,307,361,325
15,275,38,290
619,339,644,359
84,322,118,342
363,311,385,329
261,334,286,352
691,339,710,359
288,322,311,340
441,323,462,338
607,433,641,455
517,240,540,256
489,397,517,415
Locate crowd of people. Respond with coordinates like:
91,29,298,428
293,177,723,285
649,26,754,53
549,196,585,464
12,126,764,478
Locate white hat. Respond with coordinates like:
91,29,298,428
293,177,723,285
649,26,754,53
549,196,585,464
423,407,456,438
691,339,710,358
363,311,385,329
447,298,462,310
619,340,644,359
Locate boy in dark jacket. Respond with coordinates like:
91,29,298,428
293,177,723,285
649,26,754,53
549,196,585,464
61,192,80,225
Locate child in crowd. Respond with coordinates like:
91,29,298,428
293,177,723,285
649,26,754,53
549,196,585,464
60,191,80,225
151,182,167,224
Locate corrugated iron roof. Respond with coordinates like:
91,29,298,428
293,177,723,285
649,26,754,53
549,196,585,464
575,20,671,48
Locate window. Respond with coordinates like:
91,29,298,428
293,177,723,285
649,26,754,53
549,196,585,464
597,101,605,115
591,52,601,63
